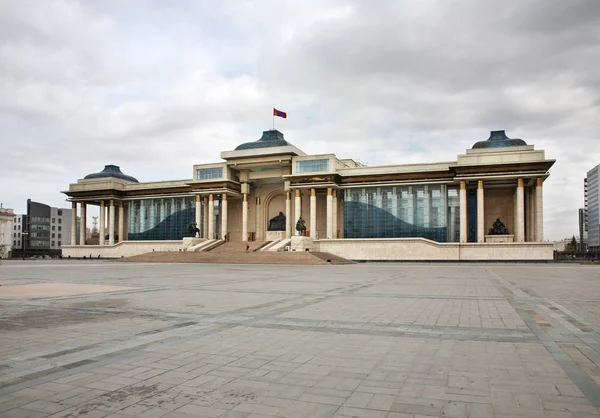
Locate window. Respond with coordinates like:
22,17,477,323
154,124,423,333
296,159,329,173
18,225,20,230
52,233,55,238
14,225,16,230
196,167,223,180
51,241,55,246
58,241,61,246
18,240,20,246
58,209,62,216
52,226,55,231
58,219,61,224
13,233,16,238
52,218,55,223
58,226,61,231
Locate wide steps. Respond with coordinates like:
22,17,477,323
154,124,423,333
118,251,354,265
206,241,270,253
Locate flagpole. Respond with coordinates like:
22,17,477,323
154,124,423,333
272,107,274,130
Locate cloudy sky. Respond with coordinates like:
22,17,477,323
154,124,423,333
1,0,598,240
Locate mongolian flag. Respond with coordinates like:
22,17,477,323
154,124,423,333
273,108,287,118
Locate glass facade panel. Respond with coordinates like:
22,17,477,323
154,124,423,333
296,159,329,173
127,197,199,240
343,185,460,242
196,167,223,180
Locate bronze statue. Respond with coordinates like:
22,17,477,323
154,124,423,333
268,212,286,231
489,218,509,235
295,217,306,236
188,221,200,237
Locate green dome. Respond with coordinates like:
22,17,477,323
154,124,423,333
84,165,138,182
472,130,527,149
235,130,291,150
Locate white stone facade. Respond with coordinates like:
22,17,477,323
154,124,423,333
63,130,555,260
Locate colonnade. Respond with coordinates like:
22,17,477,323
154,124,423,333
458,177,544,243
71,200,125,246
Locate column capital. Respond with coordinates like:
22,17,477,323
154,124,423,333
478,180,483,189
517,178,524,188
286,191,291,200
460,181,466,190
311,189,316,197
72,201,77,209
333,190,337,198
243,193,247,202
295,189,301,197
537,178,543,187
222,194,227,201
209,194,213,202
119,201,123,208
327,188,332,196
109,199,114,206
195,195,200,202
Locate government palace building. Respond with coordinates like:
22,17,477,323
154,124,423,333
63,129,555,261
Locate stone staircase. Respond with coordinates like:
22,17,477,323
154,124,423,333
118,245,354,265
206,241,271,253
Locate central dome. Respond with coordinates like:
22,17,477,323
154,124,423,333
235,130,291,151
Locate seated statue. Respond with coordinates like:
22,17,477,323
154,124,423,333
188,221,200,237
489,218,509,235
295,217,307,236
268,211,286,231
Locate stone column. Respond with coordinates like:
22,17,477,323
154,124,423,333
195,195,201,236
407,186,414,225
71,201,77,245
326,188,333,239
477,180,484,243
449,206,456,241
536,178,544,242
79,202,86,246
140,202,146,234
332,190,338,239
109,200,115,245
208,194,214,240
294,190,301,234
310,188,317,238
203,197,208,238
516,178,524,242
99,201,105,245
423,185,430,228
242,193,248,241
285,192,291,239
118,202,124,243
459,181,467,243
221,194,228,240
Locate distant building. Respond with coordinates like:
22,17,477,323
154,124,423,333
16,199,73,257
12,213,25,251
586,165,600,251
0,205,14,258
579,208,588,251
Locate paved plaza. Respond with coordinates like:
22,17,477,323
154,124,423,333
1,262,600,417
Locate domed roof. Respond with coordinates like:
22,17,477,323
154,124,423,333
84,165,138,182
472,130,527,149
235,130,291,151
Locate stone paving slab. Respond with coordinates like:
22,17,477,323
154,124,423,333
0,283,135,300
1,261,600,417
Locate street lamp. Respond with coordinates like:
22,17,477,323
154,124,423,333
21,232,28,260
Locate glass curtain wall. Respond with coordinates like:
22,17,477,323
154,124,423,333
343,185,460,242
127,197,199,240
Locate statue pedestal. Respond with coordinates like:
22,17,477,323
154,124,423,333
266,231,285,242
291,236,314,252
485,235,514,243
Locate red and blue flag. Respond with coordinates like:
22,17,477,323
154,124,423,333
273,108,287,118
